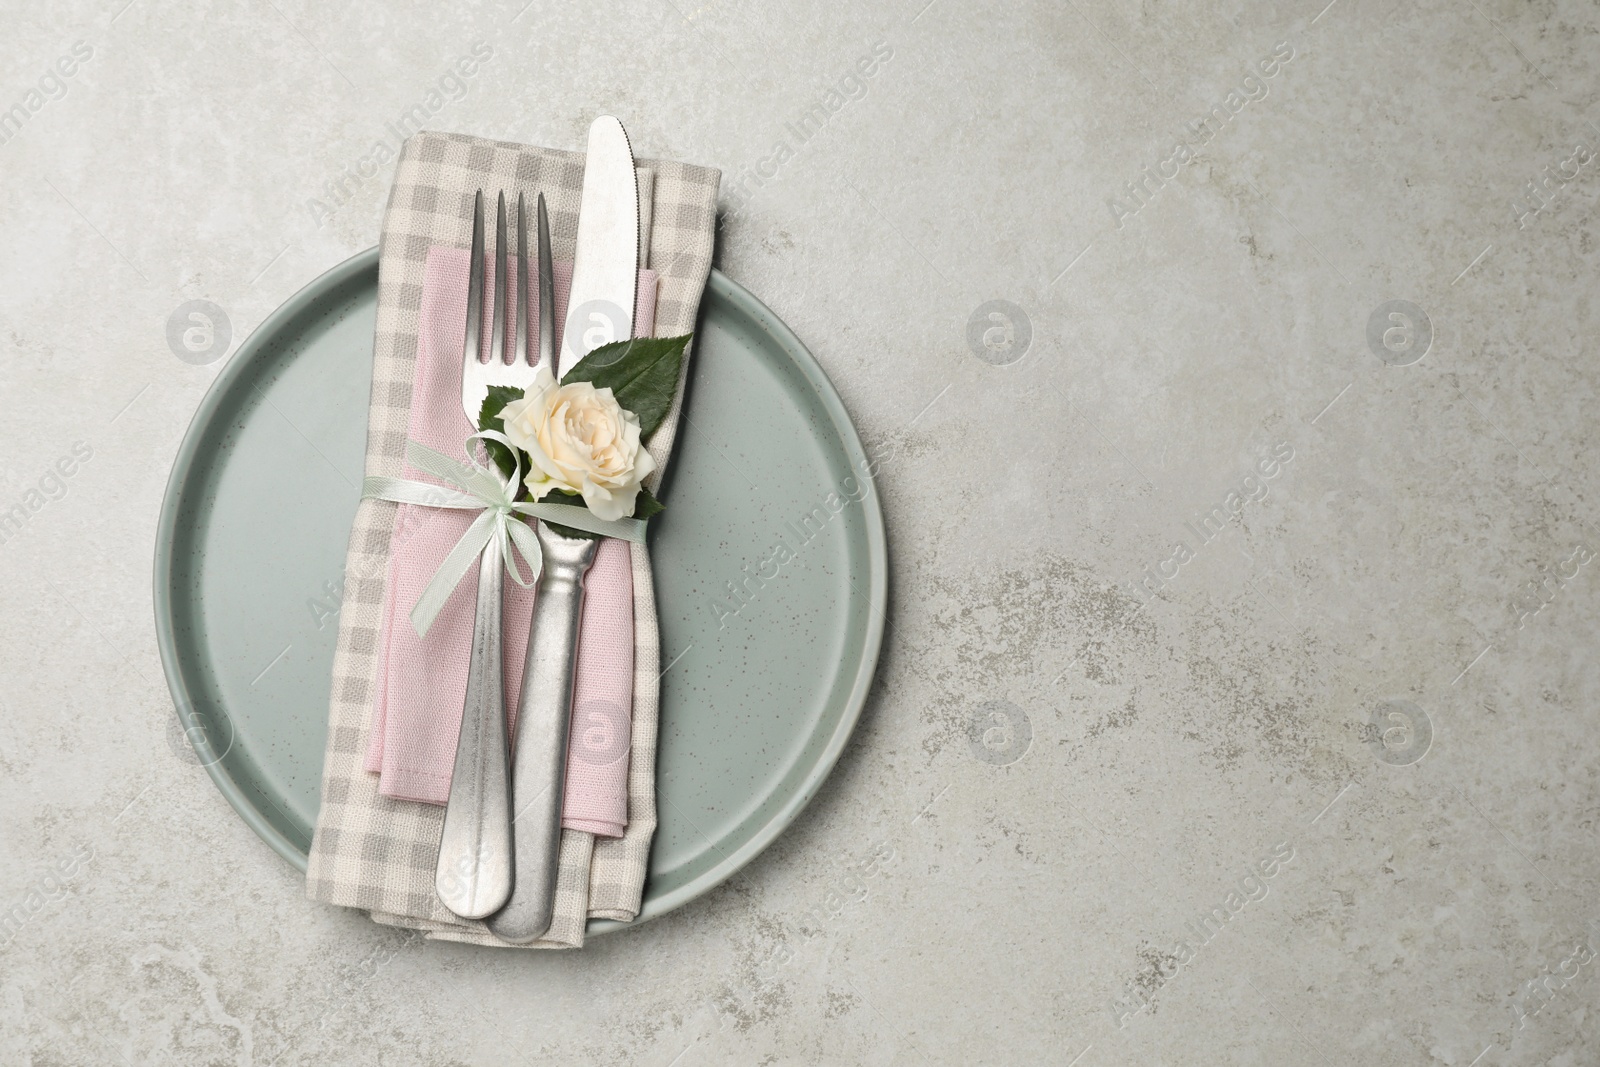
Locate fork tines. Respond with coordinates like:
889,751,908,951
459,188,550,424
468,190,542,366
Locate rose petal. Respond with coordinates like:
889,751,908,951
581,478,627,521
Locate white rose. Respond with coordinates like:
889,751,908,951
498,366,657,522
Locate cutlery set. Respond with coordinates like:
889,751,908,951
434,116,640,942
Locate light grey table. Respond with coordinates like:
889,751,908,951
1,0,1596,1063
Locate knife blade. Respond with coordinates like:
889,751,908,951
557,115,638,376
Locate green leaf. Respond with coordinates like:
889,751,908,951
537,490,601,540
477,385,522,432
534,485,662,534
559,334,690,440
544,520,601,540
477,385,523,483
633,486,665,519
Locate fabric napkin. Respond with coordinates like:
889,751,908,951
306,131,720,948
363,252,658,838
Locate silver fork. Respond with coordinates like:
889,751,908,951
435,189,545,919
487,193,602,946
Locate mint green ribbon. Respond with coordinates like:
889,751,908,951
362,431,647,637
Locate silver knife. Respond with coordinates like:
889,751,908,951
557,116,638,376
488,118,640,945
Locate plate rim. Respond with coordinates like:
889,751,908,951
152,246,888,935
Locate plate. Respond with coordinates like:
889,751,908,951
153,248,887,934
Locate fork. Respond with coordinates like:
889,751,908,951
434,189,547,919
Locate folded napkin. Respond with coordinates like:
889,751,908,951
306,131,720,948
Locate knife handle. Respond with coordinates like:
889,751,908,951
434,538,514,919
487,522,600,944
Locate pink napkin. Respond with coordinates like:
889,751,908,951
363,244,658,838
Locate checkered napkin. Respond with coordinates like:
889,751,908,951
305,131,720,948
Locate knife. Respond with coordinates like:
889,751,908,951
557,115,638,377
487,117,640,945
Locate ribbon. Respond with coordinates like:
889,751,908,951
362,431,648,636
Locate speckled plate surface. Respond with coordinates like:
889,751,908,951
153,247,887,934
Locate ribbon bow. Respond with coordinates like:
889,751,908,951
362,431,648,636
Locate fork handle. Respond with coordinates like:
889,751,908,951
487,523,599,944
434,538,514,919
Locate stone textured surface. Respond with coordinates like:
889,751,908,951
2,0,1598,1063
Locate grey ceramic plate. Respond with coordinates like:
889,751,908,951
154,248,886,934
